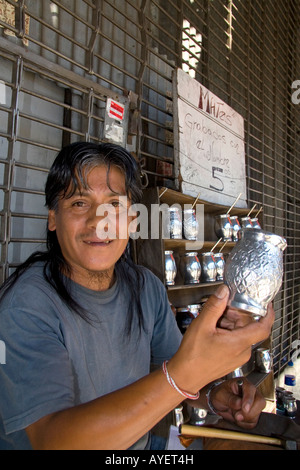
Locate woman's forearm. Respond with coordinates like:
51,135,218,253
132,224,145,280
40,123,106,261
25,367,192,450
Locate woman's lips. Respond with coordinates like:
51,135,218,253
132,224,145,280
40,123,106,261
84,239,112,245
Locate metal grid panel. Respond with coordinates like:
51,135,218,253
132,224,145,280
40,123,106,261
0,0,299,376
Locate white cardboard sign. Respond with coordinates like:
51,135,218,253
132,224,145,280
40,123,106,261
174,69,247,208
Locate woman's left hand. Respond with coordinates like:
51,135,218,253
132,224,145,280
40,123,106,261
210,378,266,429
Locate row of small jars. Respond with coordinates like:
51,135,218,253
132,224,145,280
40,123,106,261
215,214,261,242
163,207,261,243
165,250,225,286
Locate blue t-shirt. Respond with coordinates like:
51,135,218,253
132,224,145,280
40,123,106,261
0,262,182,449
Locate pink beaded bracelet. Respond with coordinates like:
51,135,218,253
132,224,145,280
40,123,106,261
162,360,200,400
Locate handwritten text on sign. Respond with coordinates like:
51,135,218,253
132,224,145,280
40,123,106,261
175,69,247,208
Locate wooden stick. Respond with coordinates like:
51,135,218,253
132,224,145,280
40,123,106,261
211,237,222,252
226,193,242,215
219,240,228,252
159,188,168,199
192,192,201,209
255,206,263,217
247,204,257,217
180,425,283,447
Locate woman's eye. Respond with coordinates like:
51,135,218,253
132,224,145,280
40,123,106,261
111,200,128,211
72,201,86,207
103,200,122,209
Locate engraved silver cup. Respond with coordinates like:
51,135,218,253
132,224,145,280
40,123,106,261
224,229,287,317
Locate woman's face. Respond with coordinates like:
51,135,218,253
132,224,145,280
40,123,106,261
48,164,136,290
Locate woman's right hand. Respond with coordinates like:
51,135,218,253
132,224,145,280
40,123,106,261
167,284,274,394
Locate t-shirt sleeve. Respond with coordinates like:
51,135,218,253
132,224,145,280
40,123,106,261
0,300,75,435
146,273,183,365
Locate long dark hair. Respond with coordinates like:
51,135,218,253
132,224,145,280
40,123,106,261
0,142,145,335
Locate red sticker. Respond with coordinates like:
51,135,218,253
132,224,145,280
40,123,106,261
107,99,125,121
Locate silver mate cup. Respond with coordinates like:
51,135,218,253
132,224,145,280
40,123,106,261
162,207,182,239
183,208,199,241
200,252,217,282
224,228,287,318
180,252,201,284
213,252,225,281
230,215,241,241
214,214,233,241
164,250,177,286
